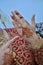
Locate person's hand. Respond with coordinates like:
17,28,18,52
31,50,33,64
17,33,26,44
11,11,37,37
11,11,42,49
11,11,34,35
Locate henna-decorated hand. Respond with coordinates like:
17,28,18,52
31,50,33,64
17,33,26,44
11,11,42,49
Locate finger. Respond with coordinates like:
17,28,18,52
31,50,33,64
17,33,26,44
14,10,24,19
14,11,30,28
31,14,35,31
0,14,6,28
11,11,31,29
11,11,22,28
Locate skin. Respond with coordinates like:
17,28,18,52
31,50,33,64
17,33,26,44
11,11,42,49
11,11,36,34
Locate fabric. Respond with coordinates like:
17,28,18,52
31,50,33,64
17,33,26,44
0,29,10,47
5,28,20,39
5,28,43,65
11,36,35,65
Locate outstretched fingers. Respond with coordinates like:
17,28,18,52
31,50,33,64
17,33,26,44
11,11,30,28
11,11,22,28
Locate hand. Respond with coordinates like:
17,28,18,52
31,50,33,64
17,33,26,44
11,11,41,49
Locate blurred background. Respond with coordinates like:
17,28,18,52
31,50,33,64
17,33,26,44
0,0,43,28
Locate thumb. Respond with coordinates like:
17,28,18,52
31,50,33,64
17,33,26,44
31,14,35,31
